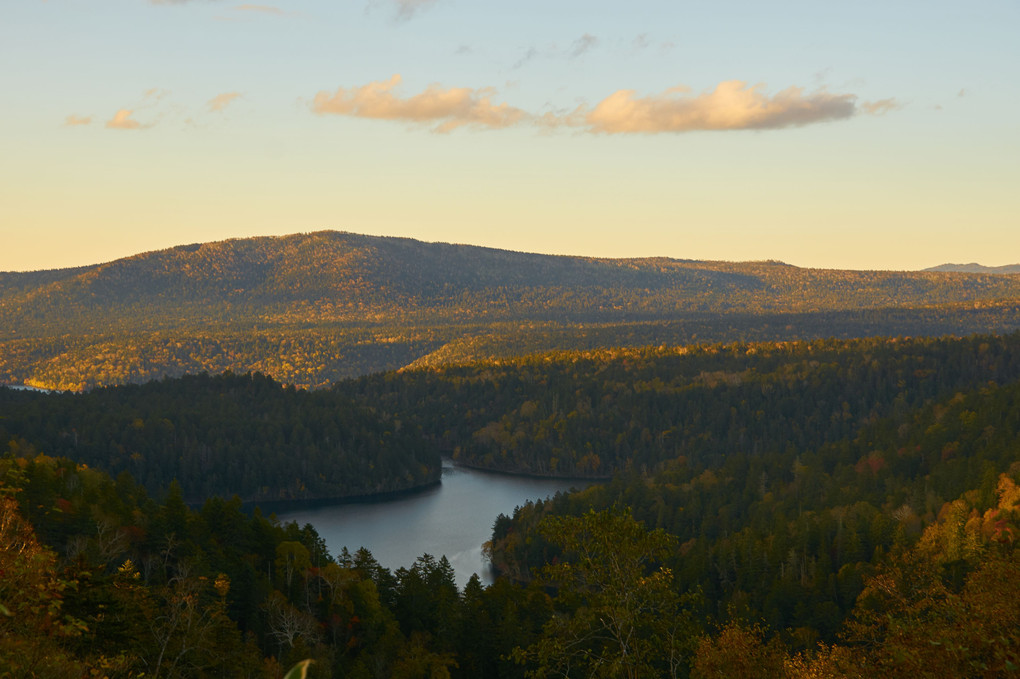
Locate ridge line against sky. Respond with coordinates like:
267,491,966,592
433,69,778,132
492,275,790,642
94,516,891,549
0,230,1011,276
1,0,1017,272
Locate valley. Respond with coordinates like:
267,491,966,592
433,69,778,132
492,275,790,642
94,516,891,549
2,234,1019,677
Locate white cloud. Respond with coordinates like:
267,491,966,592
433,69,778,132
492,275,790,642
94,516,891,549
581,81,860,134
311,74,527,133
311,77,893,136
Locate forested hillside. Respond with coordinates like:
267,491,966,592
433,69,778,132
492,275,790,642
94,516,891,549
333,332,1020,655
485,372,1020,644
0,372,438,503
339,333,1020,477
4,234,1020,676
4,231,1020,390
3,374,1018,677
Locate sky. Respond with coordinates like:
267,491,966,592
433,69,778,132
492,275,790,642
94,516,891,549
1,0,1017,272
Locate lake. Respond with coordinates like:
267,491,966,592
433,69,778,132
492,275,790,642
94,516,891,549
276,462,592,589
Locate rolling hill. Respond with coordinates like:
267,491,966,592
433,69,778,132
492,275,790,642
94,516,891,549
924,262,1020,274
3,230,1020,390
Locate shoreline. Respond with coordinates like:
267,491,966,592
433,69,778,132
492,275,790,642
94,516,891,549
447,458,611,483
1,383,53,393
240,477,444,515
250,459,604,515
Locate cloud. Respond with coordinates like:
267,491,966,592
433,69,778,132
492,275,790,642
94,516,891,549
234,3,284,13
581,81,860,134
860,98,900,115
534,106,587,131
311,76,893,136
512,34,598,69
513,46,540,70
208,92,242,111
382,0,438,20
105,109,143,130
99,89,167,130
64,115,93,126
142,88,170,106
311,74,527,133
570,33,599,58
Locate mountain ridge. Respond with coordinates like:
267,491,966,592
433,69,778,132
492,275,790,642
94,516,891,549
4,230,1020,390
924,262,1020,274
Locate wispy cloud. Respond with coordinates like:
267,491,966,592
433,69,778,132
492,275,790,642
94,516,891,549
859,98,899,115
512,46,540,70
632,34,651,51
143,88,170,104
812,67,833,84
311,74,527,133
513,33,599,69
64,114,93,126
311,77,895,135
372,0,438,21
105,109,143,130
570,33,599,58
208,91,242,111
398,0,438,19
100,89,167,130
234,3,284,14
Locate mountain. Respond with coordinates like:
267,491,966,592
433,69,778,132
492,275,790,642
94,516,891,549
3,230,1020,390
924,262,1020,274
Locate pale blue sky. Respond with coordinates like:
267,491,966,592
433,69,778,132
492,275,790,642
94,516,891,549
1,0,1017,271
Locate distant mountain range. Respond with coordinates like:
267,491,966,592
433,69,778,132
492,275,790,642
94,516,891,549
924,263,1020,274
3,231,1020,390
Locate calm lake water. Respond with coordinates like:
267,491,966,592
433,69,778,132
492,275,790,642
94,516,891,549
277,462,591,589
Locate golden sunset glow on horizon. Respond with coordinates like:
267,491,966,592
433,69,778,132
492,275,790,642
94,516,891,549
1,0,1017,272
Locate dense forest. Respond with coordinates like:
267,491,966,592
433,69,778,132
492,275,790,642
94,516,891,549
0,373,438,503
2,445,1017,677
4,231,1020,390
339,333,1020,477
2,331,1020,676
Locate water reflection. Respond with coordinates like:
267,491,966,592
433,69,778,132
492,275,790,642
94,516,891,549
277,462,591,588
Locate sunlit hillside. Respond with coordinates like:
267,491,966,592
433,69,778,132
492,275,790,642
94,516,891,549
3,231,1020,390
